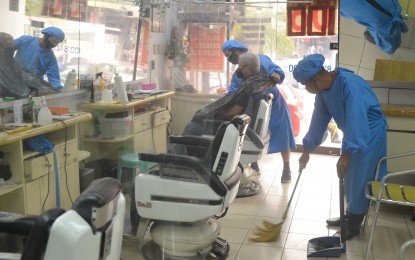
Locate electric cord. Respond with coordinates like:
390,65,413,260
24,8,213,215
41,154,51,213
55,119,74,204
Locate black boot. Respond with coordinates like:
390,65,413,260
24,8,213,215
334,213,364,240
326,212,349,227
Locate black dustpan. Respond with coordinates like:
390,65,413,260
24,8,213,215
307,177,347,257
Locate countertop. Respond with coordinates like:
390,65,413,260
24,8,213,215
78,91,175,110
0,112,92,146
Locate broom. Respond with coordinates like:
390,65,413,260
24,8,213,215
250,165,305,242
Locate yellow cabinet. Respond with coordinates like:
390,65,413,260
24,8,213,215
24,153,54,181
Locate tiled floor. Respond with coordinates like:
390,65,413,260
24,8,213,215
121,152,415,259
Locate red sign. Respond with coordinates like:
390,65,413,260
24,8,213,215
187,25,225,72
140,20,150,67
42,0,87,21
287,0,337,36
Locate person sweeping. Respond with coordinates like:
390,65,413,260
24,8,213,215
251,53,387,242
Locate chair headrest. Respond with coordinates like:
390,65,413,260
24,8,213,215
72,177,122,229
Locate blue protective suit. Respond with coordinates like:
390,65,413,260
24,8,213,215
227,54,296,153
14,36,63,89
303,68,387,214
340,0,408,54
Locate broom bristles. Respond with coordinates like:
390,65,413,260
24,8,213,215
249,207,289,242
249,219,284,242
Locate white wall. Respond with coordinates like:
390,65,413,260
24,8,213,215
0,1,25,38
339,17,415,81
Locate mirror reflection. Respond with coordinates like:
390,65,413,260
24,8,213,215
0,0,141,99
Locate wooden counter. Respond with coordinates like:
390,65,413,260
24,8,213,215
78,91,175,110
0,112,92,146
0,112,92,215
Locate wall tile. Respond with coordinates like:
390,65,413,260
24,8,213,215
360,43,392,69
339,17,366,38
372,88,389,104
339,34,365,67
357,67,375,80
392,47,415,62
389,89,415,105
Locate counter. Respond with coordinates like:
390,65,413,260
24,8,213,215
0,112,92,215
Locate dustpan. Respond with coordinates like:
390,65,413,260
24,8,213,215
307,177,347,257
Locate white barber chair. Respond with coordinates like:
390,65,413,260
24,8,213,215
132,115,251,259
236,93,273,197
185,94,273,197
0,177,125,260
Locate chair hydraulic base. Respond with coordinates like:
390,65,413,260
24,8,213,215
236,166,262,197
142,237,230,260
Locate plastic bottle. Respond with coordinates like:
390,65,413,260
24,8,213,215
63,69,77,92
13,100,23,124
32,97,42,125
38,97,53,126
114,73,129,103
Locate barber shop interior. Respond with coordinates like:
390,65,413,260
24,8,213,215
1,0,415,259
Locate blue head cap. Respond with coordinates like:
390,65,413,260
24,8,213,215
41,27,65,41
222,40,248,53
293,54,325,83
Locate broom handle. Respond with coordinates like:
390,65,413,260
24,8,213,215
282,165,305,218
339,177,346,244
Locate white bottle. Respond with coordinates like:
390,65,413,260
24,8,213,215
13,100,23,124
63,69,77,92
38,97,53,126
114,73,129,103
32,97,42,125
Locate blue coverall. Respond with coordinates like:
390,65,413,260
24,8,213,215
227,54,296,154
303,68,387,214
14,36,62,89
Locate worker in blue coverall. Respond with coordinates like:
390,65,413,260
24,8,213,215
294,54,387,240
222,40,296,183
14,26,65,89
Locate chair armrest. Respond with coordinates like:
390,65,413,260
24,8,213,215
245,127,265,149
0,213,38,236
138,152,228,197
374,151,415,181
169,135,212,148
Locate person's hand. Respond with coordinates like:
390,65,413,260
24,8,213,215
299,152,310,171
337,153,350,178
270,73,281,84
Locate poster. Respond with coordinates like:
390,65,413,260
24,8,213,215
187,25,225,72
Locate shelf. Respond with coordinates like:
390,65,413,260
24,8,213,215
77,150,91,161
23,150,41,160
82,135,133,143
0,184,23,196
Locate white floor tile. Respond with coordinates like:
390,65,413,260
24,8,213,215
121,152,415,260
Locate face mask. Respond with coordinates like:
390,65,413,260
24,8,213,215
235,68,244,78
227,52,239,65
44,37,57,49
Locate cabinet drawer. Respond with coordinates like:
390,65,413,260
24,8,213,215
24,153,54,181
57,141,78,165
134,114,152,133
153,110,170,127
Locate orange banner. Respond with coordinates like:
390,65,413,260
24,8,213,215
140,20,150,67
187,25,225,72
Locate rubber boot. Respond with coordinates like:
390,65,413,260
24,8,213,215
335,213,364,240
326,212,349,226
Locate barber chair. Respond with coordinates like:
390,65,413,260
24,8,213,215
236,93,273,197
0,177,125,260
180,94,273,197
132,115,250,259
